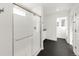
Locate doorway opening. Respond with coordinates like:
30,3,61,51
56,17,68,41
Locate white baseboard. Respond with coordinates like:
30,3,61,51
73,49,77,56
47,39,57,41
33,48,42,56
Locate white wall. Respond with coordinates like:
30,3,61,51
43,7,70,41
43,13,57,41
0,3,13,56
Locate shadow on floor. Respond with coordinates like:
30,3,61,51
38,38,76,56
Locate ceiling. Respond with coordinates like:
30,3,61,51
17,3,79,16
42,3,74,15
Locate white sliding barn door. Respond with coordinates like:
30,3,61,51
13,5,33,56
32,15,41,55
13,4,41,56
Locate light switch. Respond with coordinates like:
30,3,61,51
0,8,4,14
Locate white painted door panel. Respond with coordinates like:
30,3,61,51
13,5,33,40
13,5,33,56
0,3,12,56
14,37,32,56
25,37,32,56
14,39,26,56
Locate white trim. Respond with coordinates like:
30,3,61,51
33,48,42,56
47,38,57,41
73,48,78,56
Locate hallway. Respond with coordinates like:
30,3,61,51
38,38,76,56
0,3,79,56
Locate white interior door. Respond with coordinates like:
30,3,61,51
32,15,41,55
56,17,68,39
